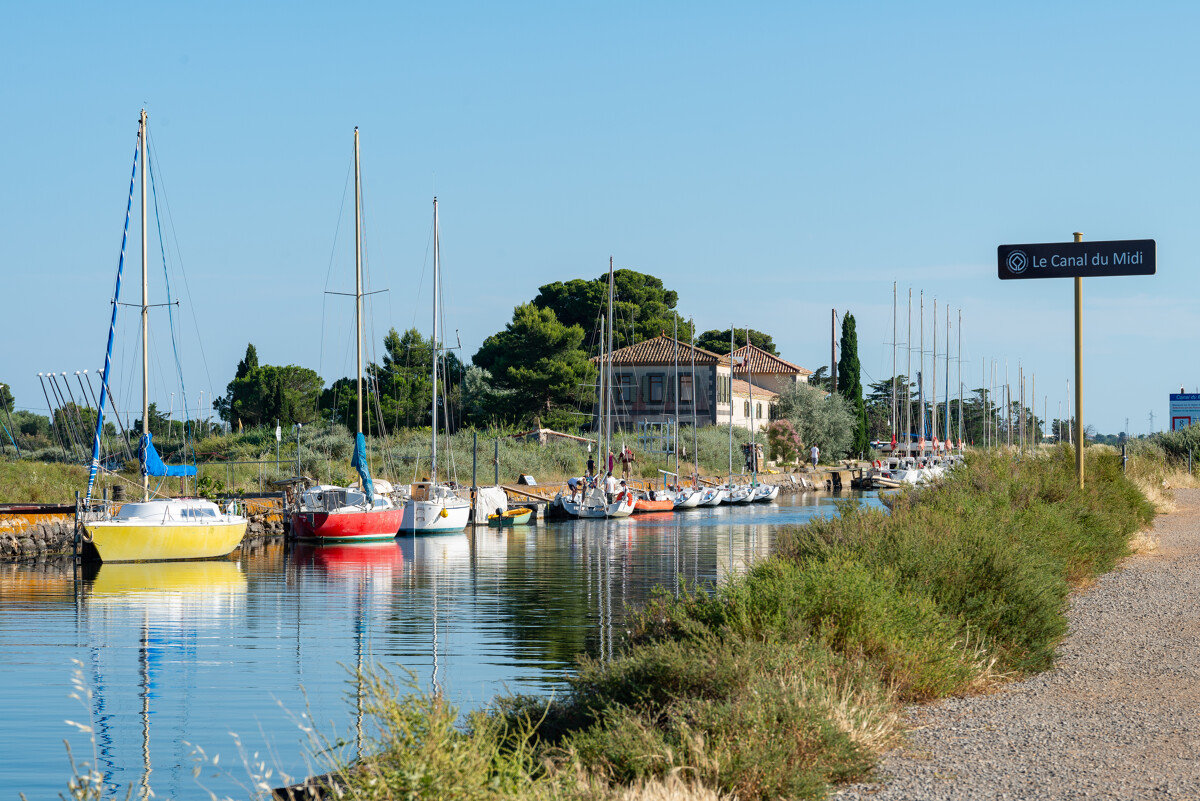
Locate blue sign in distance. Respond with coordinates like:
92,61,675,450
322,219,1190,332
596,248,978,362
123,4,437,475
997,239,1156,280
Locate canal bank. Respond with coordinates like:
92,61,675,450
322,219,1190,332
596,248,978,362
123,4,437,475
271,447,1154,801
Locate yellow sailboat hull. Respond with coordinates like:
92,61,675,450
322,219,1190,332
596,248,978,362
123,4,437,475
84,520,247,562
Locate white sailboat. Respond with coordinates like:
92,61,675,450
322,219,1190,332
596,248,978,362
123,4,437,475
578,258,635,519
82,109,247,562
401,198,471,533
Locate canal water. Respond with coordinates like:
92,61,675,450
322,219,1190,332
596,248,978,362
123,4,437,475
1,492,880,799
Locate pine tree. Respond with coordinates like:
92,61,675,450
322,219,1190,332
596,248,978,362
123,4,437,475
836,313,870,456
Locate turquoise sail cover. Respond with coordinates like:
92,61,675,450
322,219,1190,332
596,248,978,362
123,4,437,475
350,432,374,499
141,432,197,477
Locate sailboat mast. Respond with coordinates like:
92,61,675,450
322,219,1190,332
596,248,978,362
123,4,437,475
728,326,733,483
354,127,363,437
432,198,440,485
958,309,963,449
606,257,614,471
673,316,679,478
140,109,149,502
746,326,754,481
919,292,925,452
891,282,897,448
905,288,912,456
690,318,697,483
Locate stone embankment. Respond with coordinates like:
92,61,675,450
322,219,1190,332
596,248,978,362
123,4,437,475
837,488,1200,800
0,496,288,562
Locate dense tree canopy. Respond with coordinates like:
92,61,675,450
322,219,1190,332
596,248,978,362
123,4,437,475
322,327,466,435
473,303,596,428
695,328,779,356
533,269,692,351
216,344,324,428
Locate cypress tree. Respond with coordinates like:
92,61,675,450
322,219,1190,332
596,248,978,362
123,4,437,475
836,313,870,456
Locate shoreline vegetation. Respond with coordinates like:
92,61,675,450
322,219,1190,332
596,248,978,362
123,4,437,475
256,445,1152,801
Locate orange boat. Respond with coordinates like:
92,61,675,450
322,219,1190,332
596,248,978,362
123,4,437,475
633,495,674,513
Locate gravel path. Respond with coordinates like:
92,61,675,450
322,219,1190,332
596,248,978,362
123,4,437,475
837,488,1200,800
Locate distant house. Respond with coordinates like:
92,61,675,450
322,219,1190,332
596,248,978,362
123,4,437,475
592,336,813,433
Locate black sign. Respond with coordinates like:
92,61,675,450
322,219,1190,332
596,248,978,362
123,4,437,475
997,239,1155,280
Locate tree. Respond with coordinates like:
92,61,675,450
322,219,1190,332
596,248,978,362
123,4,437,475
808,366,830,392
217,345,324,428
533,269,692,350
766,419,802,463
0,383,13,413
836,313,869,456
235,344,258,379
776,382,855,460
473,303,597,426
695,328,779,356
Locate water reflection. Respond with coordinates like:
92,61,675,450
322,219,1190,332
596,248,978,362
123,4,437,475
0,492,879,799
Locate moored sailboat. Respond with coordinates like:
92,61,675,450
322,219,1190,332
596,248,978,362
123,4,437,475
292,128,405,543
81,109,247,562
400,198,471,533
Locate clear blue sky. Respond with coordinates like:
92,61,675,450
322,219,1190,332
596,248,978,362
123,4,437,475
2,1,1192,436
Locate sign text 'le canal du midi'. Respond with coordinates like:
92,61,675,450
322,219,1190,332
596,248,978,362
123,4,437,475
997,239,1156,280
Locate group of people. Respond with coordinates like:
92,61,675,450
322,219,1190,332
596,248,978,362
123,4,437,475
585,444,637,480
566,471,628,504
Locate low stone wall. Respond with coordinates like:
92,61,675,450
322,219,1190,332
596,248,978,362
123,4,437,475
0,495,289,562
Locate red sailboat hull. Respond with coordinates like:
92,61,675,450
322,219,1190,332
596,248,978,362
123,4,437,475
291,508,405,543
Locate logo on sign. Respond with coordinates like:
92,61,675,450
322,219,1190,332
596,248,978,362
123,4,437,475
1006,250,1029,275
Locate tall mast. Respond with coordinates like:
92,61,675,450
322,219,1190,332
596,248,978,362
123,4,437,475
746,327,754,481
891,282,897,448
957,309,963,449
905,289,912,456
690,318,698,483
140,109,149,502
354,128,363,437
432,198,440,484
728,326,734,483
673,316,679,479
919,292,925,453
606,257,614,468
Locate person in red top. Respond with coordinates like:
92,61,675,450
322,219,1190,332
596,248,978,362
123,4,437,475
619,445,635,479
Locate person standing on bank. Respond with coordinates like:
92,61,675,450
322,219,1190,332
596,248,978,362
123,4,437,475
810,444,820,469
586,452,595,478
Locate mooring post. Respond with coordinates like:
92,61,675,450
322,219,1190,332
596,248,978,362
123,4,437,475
1122,443,1127,474
494,438,499,486
471,430,478,527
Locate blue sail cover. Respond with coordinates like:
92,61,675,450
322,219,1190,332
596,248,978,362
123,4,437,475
350,432,375,499
141,432,197,477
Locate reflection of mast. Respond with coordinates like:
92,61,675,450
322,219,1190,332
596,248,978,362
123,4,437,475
139,611,152,800
354,576,365,758
431,567,441,695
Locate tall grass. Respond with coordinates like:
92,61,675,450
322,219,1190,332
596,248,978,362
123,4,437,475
275,444,1153,801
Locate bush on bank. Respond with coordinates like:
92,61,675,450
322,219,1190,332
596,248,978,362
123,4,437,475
309,445,1153,801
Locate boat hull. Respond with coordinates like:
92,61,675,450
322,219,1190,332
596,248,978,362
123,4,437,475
488,508,532,527
85,520,247,562
401,498,471,533
291,508,405,543
633,498,674,513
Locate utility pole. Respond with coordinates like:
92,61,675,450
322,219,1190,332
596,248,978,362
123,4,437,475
830,309,837,393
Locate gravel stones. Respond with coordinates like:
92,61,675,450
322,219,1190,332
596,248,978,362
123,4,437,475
837,488,1200,800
